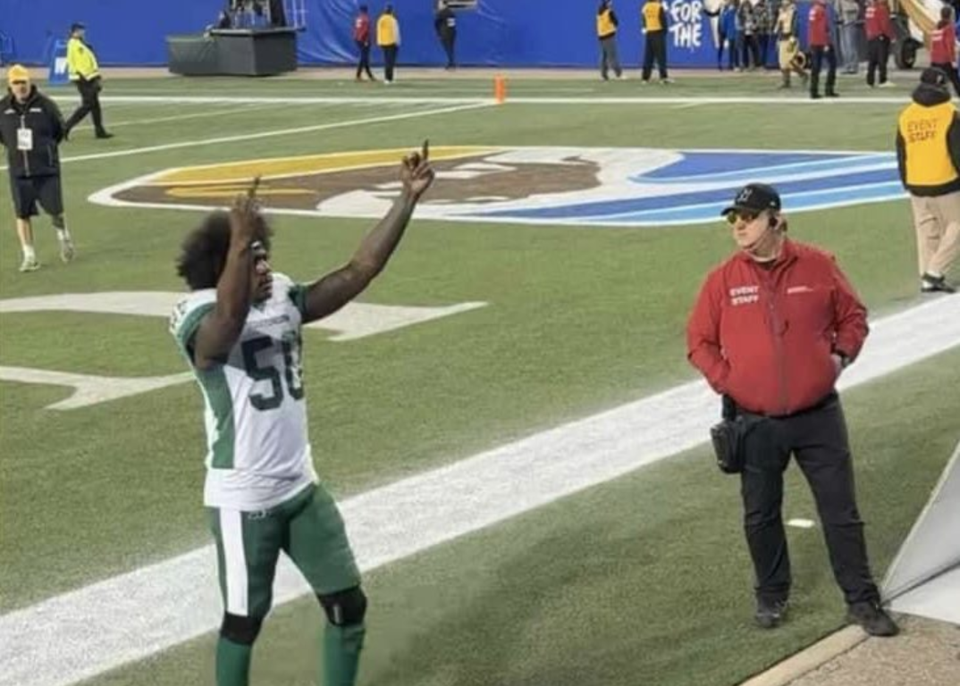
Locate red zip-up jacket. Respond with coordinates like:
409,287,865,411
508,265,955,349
353,13,371,43
865,3,894,41
686,240,868,416
930,24,956,65
808,3,830,48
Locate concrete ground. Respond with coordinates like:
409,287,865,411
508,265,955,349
789,617,960,686
741,616,960,686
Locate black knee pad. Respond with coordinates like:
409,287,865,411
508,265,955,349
318,586,367,626
220,613,263,645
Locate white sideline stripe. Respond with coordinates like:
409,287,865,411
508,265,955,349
71,103,279,131
54,95,914,106
0,102,492,171
1,296,959,686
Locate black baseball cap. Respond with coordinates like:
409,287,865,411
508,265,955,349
720,183,782,216
70,22,86,32
920,66,949,89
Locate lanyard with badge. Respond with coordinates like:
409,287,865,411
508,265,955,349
17,118,33,152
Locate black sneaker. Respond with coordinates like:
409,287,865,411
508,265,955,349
847,601,899,637
921,273,956,294
95,131,114,140
755,598,788,629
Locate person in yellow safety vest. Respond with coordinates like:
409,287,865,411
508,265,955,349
597,1,623,81
641,0,670,84
896,67,960,293
63,22,112,140
377,5,401,85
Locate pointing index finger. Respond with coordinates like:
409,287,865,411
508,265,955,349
422,139,430,162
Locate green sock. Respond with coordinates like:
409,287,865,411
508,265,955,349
322,622,366,686
216,637,253,686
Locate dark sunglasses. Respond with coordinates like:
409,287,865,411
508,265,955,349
11,80,28,86
725,210,761,225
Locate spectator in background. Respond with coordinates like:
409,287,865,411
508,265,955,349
641,0,671,83
775,0,808,88
838,0,861,74
435,0,458,70
896,67,960,293
722,0,741,70
738,0,760,70
0,65,75,272
808,0,839,98
377,5,401,85
596,0,623,80
64,22,112,140
864,0,895,88
353,5,376,82
930,7,960,97
755,0,774,68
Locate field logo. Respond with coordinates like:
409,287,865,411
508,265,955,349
91,146,904,227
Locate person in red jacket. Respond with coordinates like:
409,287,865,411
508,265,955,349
808,0,839,99
864,0,896,88
686,183,899,637
930,6,960,97
353,5,376,82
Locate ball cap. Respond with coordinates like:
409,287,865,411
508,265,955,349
71,22,86,33
6,64,31,84
720,183,782,216
920,66,949,89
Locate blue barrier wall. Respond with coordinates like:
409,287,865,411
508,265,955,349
2,1,824,69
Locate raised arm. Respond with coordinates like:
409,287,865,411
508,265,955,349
193,190,262,369
299,141,435,324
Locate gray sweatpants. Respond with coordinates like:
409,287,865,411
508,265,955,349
600,35,622,79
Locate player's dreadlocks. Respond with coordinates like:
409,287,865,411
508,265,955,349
175,209,273,290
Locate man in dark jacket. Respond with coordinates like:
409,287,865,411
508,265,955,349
896,67,960,293
686,183,898,637
434,0,457,70
0,65,75,272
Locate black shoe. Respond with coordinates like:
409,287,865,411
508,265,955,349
811,92,822,99
826,91,840,98
847,601,899,637
95,131,114,140
921,273,956,294
755,598,788,629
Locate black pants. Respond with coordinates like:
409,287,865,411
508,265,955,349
738,395,879,606
355,41,374,80
441,31,456,68
931,62,960,98
866,36,890,86
642,31,668,81
810,45,837,96
382,45,398,82
64,78,107,136
741,34,760,69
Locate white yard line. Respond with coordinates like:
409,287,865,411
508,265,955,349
71,102,279,131
0,102,492,171
1,295,958,686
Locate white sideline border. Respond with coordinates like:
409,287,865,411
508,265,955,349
1,294,959,686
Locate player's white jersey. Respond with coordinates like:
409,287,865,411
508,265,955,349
170,273,318,510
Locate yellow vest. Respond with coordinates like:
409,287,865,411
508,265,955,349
643,2,664,32
377,15,398,46
597,9,616,37
67,37,100,81
899,102,959,187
